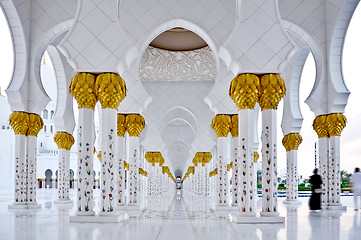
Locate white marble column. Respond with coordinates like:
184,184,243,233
212,114,231,207
125,114,145,208
116,121,126,205
238,109,255,215
95,73,127,216
229,73,260,217
128,136,140,204
69,72,98,217
230,134,239,206
258,74,285,219
99,108,118,215
76,108,95,215
319,137,329,205
282,133,302,204
54,132,74,203
14,134,27,204
313,114,330,205
260,109,279,216
9,111,28,206
327,113,346,207
26,135,38,205
27,114,44,206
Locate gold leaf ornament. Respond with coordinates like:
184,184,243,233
259,74,286,110
95,73,127,109
312,115,329,138
9,111,29,135
230,114,239,137
54,132,74,150
212,114,231,137
229,73,260,110
282,133,303,152
117,114,127,137
69,73,97,110
126,114,145,137
27,113,44,137
327,113,346,137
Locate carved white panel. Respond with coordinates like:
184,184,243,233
140,46,216,82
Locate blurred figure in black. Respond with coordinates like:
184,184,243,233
309,168,322,212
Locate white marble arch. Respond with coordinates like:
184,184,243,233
2,0,76,115
0,0,28,112
281,43,309,135
47,43,75,134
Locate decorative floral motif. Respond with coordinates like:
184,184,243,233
140,46,216,82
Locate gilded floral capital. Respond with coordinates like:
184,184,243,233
54,132,74,150
69,72,97,110
117,114,126,137
95,73,127,109
230,114,239,137
312,115,329,138
9,111,29,135
126,114,145,137
229,73,260,110
212,114,231,137
97,151,102,162
27,113,44,137
282,133,303,152
254,152,259,163
327,113,346,137
259,74,286,110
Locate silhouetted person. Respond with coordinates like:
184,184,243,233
309,168,322,211
350,167,361,211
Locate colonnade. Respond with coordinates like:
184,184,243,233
7,72,347,223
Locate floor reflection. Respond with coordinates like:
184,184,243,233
1,189,360,240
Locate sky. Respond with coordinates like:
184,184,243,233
0,5,360,178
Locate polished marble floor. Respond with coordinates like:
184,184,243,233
0,189,360,240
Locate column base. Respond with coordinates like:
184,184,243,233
70,213,127,223
325,204,347,211
214,205,232,218
54,199,73,205
75,210,95,216
232,214,284,224
283,199,301,205
126,204,144,218
8,203,41,209
260,211,281,217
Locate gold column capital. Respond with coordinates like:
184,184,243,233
69,72,97,110
54,132,74,150
313,115,329,138
203,152,212,164
124,161,129,171
254,152,259,163
9,111,29,135
95,73,127,109
259,73,286,110
229,73,260,110
212,114,231,137
227,162,233,171
97,151,102,162
194,152,203,166
126,114,145,137
117,114,127,137
282,133,303,152
27,113,44,137
230,114,239,138
327,113,346,137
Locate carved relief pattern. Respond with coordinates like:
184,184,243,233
140,46,216,82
